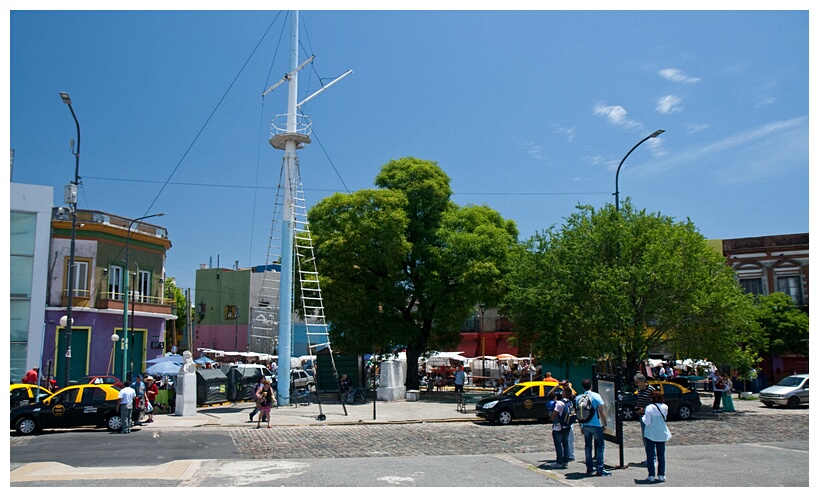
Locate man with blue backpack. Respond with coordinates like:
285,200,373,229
576,378,611,476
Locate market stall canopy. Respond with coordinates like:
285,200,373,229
146,354,184,364
496,353,518,361
146,361,182,376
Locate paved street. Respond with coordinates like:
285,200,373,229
9,395,810,487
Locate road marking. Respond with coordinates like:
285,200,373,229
10,460,202,482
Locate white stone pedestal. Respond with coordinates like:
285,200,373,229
377,359,407,401
406,390,421,402
175,352,198,416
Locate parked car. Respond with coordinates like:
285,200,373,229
475,380,572,425
10,384,138,435
75,375,124,389
10,384,53,409
759,374,809,408
620,380,702,421
288,368,315,390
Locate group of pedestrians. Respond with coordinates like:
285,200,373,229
709,368,735,412
547,373,673,483
115,374,160,433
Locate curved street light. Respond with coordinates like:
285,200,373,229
121,212,166,381
59,91,80,387
614,129,665,212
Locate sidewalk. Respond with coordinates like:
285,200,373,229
149,392,477,429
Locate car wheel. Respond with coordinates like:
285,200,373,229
677,404,692,420
106,414,123,432
787,396,801,409
621,404,636,421
15,416,38,435
496,410,514,425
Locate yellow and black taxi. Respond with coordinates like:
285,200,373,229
10,383,53,409
620,380,702,421
476,380,574,425
10,384,138,435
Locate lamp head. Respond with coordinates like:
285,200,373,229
650,129,666,138
59,92,72,105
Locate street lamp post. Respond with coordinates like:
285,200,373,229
611,129,665,469
614,129,665,212
59,91,80,387
121,213,165,381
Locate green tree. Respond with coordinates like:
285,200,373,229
163,277,189,349
754,292,809,356
308,157,519,390
504,200,759,381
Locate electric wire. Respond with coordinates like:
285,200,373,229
62,14,282,329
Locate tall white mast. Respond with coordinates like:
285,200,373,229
273,10,303,406
266,11,352,407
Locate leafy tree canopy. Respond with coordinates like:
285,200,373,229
503,200,760,380
308,157,518,389
753,292,809,356
163,277,189,347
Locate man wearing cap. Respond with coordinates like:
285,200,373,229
22,366,39,385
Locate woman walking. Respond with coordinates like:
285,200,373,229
255,379,275,428
642,390,672,483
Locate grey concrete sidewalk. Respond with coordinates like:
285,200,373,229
149,393,475,429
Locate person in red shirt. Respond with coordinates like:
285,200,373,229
144,376,159,423
22,367,39,385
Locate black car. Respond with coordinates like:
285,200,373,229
475,380,571,425
10,384,139,435
619,380,702,421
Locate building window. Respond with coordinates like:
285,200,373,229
137,270,151,303
777,276,804,306
64,259,90,298
739,278,764,296
108,265,123,300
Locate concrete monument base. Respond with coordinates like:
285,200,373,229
175,351,198,416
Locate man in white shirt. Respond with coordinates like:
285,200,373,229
117,380,136,434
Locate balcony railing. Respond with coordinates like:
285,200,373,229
64,290,174,313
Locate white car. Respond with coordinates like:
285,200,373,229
759,374,809,408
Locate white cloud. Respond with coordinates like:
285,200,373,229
656,95,683,114
685,122,710,135
519,140,545,160
593,102,641,129
658,68,701,83
551,124,576,143
697,117,806,156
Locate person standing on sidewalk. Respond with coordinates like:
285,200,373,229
132,375,146,426
641,390,672,482
453,365,466,393
116,380,136,434
633,373,655,465
144,376,158,423
548,387,573,469
577,378,611,477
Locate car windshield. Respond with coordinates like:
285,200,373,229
501,384,528,396
777,376,805,387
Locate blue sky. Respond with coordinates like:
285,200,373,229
7,6,811,294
